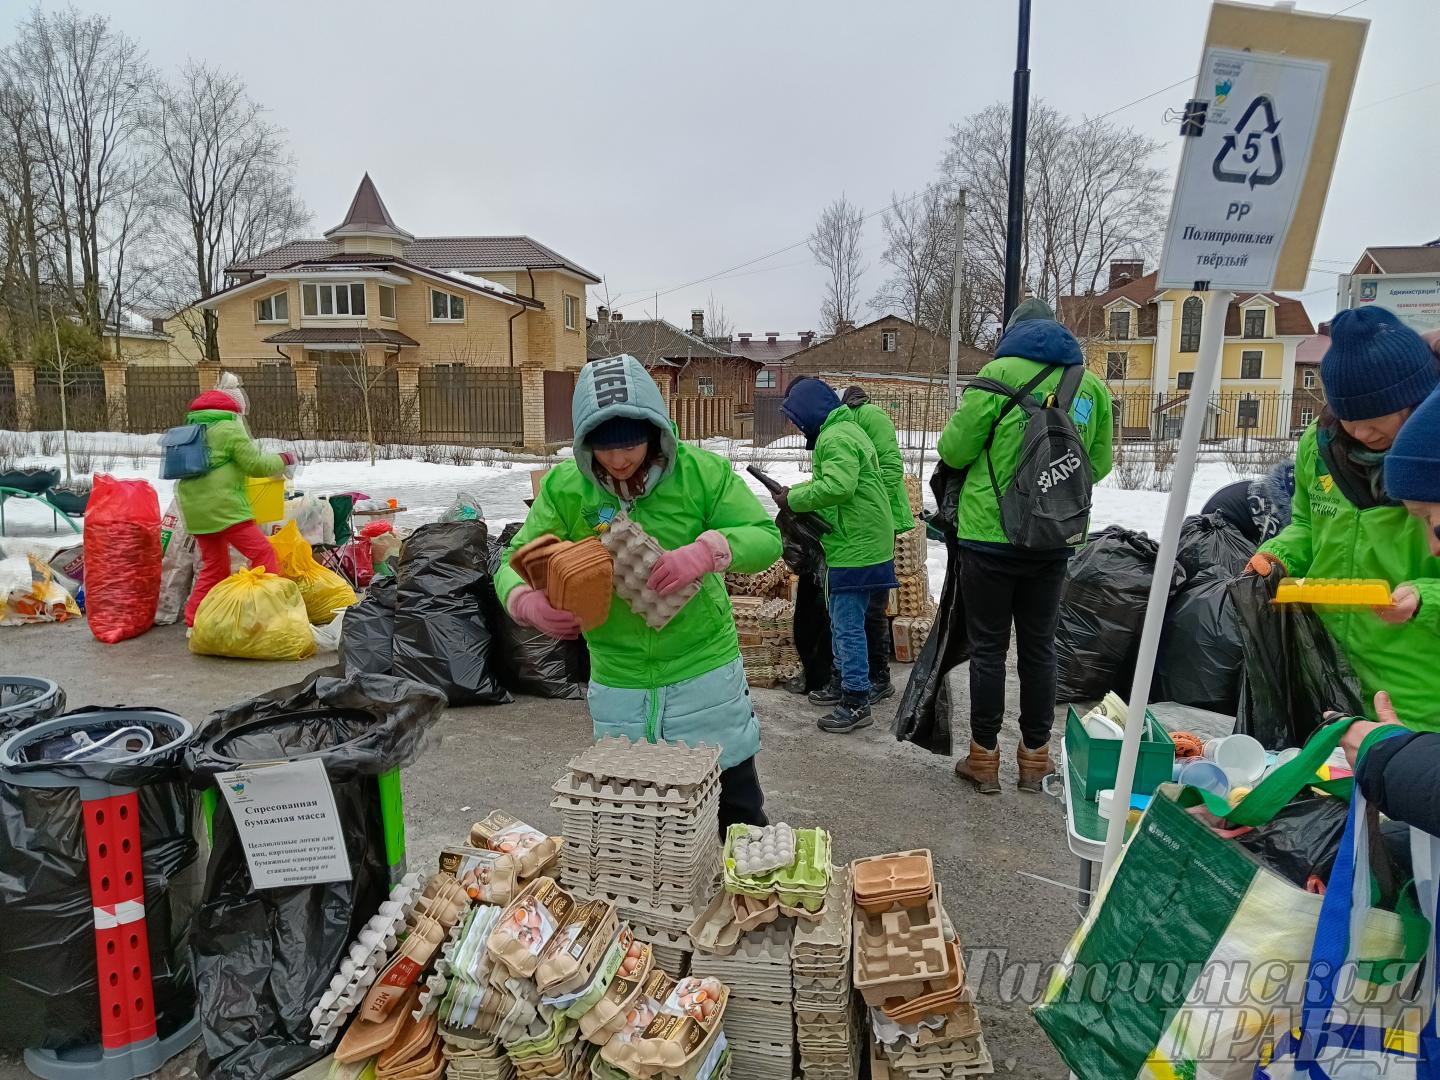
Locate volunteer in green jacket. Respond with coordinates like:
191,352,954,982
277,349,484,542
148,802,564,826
177,387,293,626
808,385,918,704
497,355,782,829
937,309,1113,793
1250,306,1440,729
775,378,896,734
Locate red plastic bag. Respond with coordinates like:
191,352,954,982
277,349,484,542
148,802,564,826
85,475,162,643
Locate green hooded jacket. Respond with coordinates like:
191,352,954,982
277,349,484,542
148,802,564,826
937,355,1113,546
848,398,915,533
1259,423,1440,728
787,408,896,568
174,410,286,535
495,355,781,691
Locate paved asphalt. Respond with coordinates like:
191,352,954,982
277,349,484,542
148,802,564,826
2,620,1080,1078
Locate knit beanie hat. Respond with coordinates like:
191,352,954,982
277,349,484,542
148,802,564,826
187,389,244,413
1385,386,1440,503
1005,296,1055,330
1321,306,1439,421
586,415,655,450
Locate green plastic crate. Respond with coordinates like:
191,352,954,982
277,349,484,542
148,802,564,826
1064,705,1175,802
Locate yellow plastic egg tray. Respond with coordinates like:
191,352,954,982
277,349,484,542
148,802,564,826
1273,577,1393,607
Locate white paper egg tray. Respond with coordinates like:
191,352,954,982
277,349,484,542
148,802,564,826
308,872,424,1047
601,514,702,631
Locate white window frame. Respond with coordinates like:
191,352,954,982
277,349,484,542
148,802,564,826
564,294,580,331
881,330,898,352
1303,369,1317,389
430,288,465,323
755,369,777,390
378,284,396,320
696,376,715,397
256,290,289,323
302,282,366,318
1299,407,1315,427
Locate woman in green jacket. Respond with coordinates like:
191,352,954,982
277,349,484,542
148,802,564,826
496,355,781,829
1251,306,1440,729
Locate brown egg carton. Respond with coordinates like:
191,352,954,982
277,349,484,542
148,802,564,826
546,536,613,631
724,559,789,598
893,573,931,618
508,534,566,589
853,887,950,1006
894,527,928,576
878,940,973,1025
887,1030,993,1074
904,474,924,515
851,850,935,914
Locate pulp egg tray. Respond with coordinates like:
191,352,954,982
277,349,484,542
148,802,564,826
852,886,951,1006
723,825,831,910
600,514,701,631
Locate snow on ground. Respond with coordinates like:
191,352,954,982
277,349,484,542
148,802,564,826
2,428,1251,605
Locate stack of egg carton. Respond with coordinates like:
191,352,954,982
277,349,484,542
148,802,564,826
691,922,795,1080
889,565,932,619
551,737,722,977
903,474,924,517
724,559,789,599
792,870,859,1080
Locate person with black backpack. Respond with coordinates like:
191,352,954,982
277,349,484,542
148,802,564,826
937,308,1113,794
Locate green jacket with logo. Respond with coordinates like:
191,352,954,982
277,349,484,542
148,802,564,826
787,408,896,568
850,400,915,534
1259,424,1440,729
174,410,286,535
936,357,1114,545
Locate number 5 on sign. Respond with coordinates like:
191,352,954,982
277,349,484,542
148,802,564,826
1157,1,1367,293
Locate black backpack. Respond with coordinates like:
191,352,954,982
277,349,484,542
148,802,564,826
968,363,1093,550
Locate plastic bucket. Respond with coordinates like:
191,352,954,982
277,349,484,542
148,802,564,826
244,476,285,524
0,676,66,737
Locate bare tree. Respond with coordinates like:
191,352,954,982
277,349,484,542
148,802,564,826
703,291,732,343
148,62,308,362
808,194,867,335
0,65,55,359
940,99,1168,333
10,7,153,335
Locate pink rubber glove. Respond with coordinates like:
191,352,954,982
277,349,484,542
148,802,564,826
508,585,582,639
647,532,732,596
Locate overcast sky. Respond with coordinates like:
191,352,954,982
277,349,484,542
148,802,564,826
11,0,1438,335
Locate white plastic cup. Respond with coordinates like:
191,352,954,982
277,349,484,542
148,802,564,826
1204,734,1267,786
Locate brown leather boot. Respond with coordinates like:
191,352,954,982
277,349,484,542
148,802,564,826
954,741,1001,794
1017,740,1056,792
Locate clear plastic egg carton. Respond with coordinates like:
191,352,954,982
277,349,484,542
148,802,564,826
731,822,797,877
600,513,700,631
309,872,424,1046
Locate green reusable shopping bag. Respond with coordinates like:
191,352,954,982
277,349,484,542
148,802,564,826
1034,719,1414,1080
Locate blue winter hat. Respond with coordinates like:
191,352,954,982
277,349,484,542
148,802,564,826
993,319,1083,366
781,377,841,449
1321,306,1439,421
586,415,656,450
1385,386,1440,503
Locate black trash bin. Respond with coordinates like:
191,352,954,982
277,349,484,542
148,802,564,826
0,707,202,1080
185,672,444,1080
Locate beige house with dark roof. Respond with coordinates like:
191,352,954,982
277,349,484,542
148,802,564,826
183,174,599,447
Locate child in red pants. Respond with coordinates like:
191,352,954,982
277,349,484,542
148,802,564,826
175,388,293,626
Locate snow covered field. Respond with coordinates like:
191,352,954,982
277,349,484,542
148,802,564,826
1,430,1246,596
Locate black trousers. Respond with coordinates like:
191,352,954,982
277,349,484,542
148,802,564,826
718,756,767,835
959,546,1068,750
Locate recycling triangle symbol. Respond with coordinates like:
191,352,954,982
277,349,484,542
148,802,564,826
1212,94,1284,189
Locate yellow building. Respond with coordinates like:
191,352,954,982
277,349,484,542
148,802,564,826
1060,263,1316,439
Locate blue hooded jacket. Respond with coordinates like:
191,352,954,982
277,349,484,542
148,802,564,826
993,319,1084,366
782,377,842,449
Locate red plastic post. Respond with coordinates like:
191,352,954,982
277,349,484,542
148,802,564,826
81,792,156,1050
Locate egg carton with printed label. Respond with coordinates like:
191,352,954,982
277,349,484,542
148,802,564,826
600,514,701,631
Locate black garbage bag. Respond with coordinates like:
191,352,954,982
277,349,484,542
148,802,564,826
893,532,966,756
392,521,511,706
1155,566,1245,714
186,672,445,1080
1229,572,1365,750
1175,512,1255,579
496,602,590,700
926,461,966,543
0,676,65,736
0,707,201,1053
339,576,397,676
1055,527,1187,703
745,467,830,575
793,570,833,692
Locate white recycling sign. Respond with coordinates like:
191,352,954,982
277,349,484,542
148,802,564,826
1157,47,1328,292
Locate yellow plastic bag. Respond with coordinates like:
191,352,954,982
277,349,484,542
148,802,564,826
0,554,81,626
189,567,316,660
268,520,358,624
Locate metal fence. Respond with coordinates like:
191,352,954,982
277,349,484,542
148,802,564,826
419,367,523,446
35,369,109,431
126,366,199,434
0,369,15,430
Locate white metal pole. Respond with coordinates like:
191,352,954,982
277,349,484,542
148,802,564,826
947,190,968,411
1099,289,1235,879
